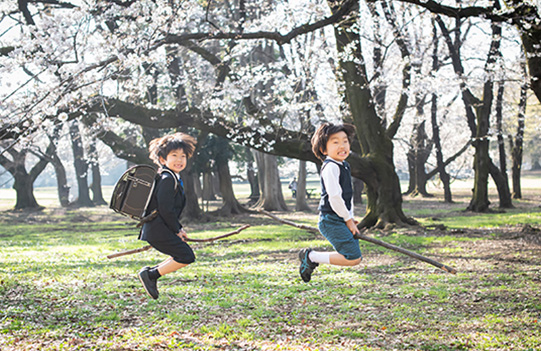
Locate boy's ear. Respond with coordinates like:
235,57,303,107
320,147,327,156
158,156,166,165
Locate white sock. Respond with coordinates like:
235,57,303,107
309,251,330,264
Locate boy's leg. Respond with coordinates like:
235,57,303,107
157,259,189,275
309,251,362,266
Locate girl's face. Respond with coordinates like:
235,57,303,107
159,148,187,174
323,131,350,162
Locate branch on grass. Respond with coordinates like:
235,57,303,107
259,210,457,274
106,225,251,259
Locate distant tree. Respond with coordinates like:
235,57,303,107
34,125,70,207
0,139,53,209
405,121,434,197
88,139,107,206
69,119,93,207
436,9,512,211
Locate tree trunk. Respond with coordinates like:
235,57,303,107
69,119,93,207
295,160,311,212
181,160,202,220
88,139,107,205
511,63,527,199
430,20,452,203
492,82,513,208
46,126,70,207
329,0,414,229
50,151,70,207
353,177,363,205
516,6,541,105
430,101,452,203
0,146,50,210
10,155,40,210
246,150,260,204
216,158,247,215
437,14,502,212
467,137,491,212
404,121,433,197
13,171,40,209
488,160,513,209
254,151,288,211
202,172,216,201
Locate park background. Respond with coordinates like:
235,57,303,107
2,0,541,350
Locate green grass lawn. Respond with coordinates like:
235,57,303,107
1,198,540,350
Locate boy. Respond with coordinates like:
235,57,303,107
299,123,362,282
138,132,197,299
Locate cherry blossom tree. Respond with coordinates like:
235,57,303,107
2,0,537,225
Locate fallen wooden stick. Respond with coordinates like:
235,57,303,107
259,210,457,274
107,224,251,259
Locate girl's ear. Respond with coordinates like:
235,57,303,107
320,147,327,156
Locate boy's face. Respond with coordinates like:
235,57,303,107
159,148,187,174
323,131,350,162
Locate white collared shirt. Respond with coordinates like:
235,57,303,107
321,156,354,221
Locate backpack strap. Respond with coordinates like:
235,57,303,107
136,168,179,228
160,168,178,192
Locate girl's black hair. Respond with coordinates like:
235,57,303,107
148,132,197,166
311,123,356,161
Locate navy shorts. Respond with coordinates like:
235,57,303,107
147,235,196,264
318,213,362,260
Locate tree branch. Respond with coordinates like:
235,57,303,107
425,140,472,180
28,0,77,9
163,0,356,46
1,47,15,56
381,1,411,138
391,0,508,22
18,0,35,25
106,225,251,259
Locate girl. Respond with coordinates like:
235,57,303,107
299,123,362,282
138,132,197,299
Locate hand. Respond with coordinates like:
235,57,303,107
177,229,188,242
346,218,360,236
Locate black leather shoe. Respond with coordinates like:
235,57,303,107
138,269,159,299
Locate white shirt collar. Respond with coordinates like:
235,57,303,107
325,156,343,164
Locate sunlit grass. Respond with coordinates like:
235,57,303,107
1,198,541,349
417,210,541,229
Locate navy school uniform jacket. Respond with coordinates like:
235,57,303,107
139,167,186,242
